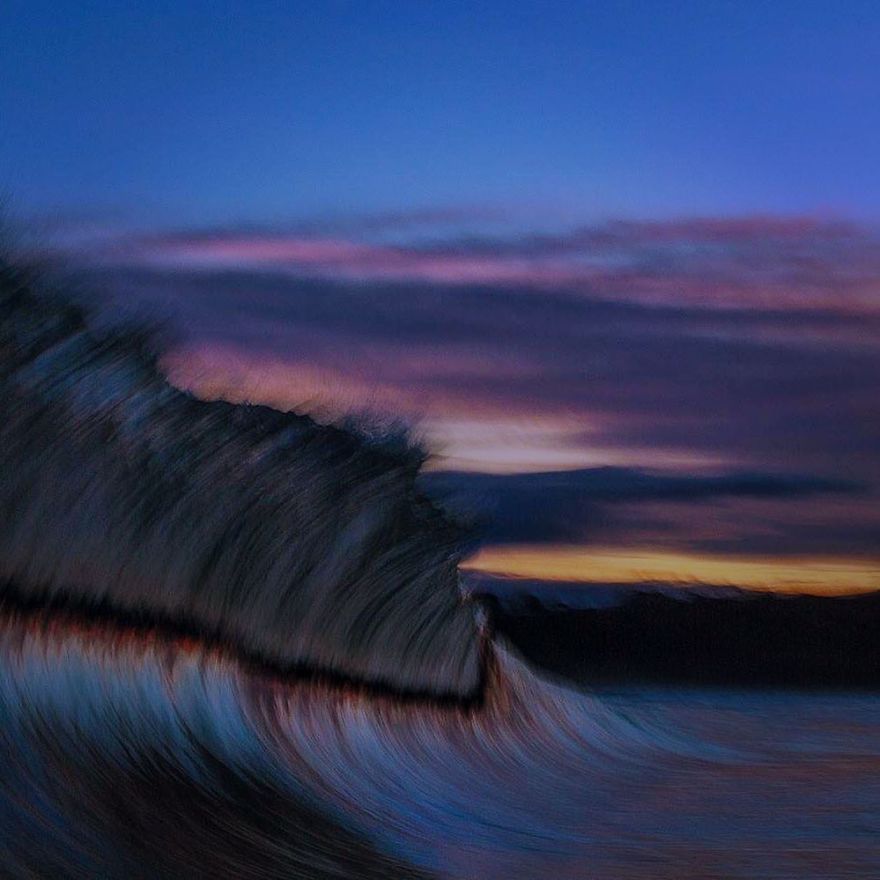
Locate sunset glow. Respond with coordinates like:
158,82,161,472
5,3,880,876
464,546,880,596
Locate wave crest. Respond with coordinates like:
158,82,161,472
0,257,482,698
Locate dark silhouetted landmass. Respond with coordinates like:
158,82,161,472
485,589,880,690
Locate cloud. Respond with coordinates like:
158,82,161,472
423,466,859,503
57,213,880,565
462,545,880,596
82,213,880,314
420,467,862,546
87,263,880,477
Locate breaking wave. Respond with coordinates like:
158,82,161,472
2,253,879,878
0,255,481,699
3,606,879,879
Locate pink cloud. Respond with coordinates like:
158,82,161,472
88,214,880,315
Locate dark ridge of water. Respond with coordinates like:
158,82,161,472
0,583,491,710
0,256,481,698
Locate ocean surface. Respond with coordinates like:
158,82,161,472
1,607,879,879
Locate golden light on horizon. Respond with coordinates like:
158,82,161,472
463,545,880,596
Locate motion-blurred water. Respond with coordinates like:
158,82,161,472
3,256,879,879
1,609,878,879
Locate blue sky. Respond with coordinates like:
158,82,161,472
2,1,879,592
2,0,879,225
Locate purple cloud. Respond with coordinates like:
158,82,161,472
54,213,880,562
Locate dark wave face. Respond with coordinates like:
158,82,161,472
0,257,481,699
2,256,880,879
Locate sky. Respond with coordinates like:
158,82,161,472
2,1,879,594
3,0,880,224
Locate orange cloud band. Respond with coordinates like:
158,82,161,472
463,545,880,596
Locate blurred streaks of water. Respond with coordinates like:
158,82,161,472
1,610,879,879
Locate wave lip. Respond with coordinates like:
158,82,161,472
0,258,482,698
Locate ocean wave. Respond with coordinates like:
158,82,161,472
2,608,879,879
0,256,481,698
3,253,880,878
